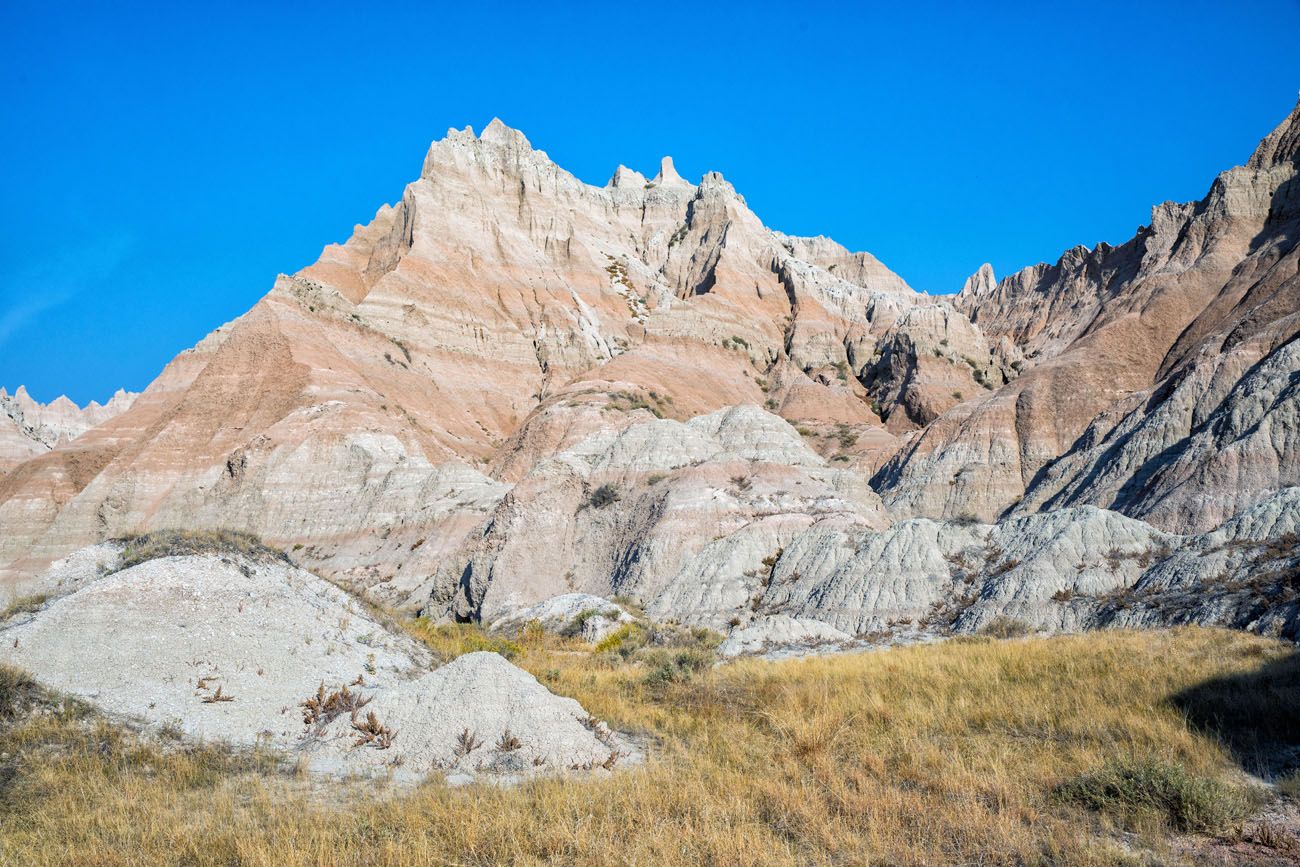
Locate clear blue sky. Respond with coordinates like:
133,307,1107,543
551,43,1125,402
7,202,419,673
3,0,1299,405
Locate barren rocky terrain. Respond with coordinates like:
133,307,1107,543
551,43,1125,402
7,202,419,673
1,97,1298,820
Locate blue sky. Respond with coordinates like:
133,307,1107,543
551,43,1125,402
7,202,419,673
3,1,1298,405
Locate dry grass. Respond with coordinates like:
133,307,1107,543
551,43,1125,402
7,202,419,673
0,592,47,622
114,529,285,571
0,627,1292,865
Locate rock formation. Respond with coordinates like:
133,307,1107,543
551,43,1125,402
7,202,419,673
2,97,1299,664
1,544,634,782
0,386,135,473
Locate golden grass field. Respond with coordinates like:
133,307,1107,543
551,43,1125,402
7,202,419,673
1,624,1297,866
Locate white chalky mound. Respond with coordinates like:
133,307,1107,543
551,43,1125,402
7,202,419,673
0,550,633,783
487,592,635,642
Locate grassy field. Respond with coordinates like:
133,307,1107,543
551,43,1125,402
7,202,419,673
1,625,1296,865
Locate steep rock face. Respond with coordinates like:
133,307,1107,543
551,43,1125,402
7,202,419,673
3,97,1300,654
859,301,1019,431
0,386,136,472
425,405,888,626
877,96,1300,528
0,121,922,596
740,487,1300,643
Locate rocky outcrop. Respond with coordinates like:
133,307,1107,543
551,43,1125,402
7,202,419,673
425,405,888,626
748,487,1300,642
0,386,136,473
487,592,634,643
2,98,1299,660
717,614,854,658
858,301,1019,431
0,120,921,597
878,96,1300,528
0,550,634,782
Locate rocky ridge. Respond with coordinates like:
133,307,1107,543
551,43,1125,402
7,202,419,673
0,386,136,473
0,98,1298,665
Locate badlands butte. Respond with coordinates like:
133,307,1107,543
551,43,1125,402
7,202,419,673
2,97,1300,781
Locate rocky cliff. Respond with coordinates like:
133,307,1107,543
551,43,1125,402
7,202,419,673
2,98,1298,651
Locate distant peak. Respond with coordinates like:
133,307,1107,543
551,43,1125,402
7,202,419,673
960,263,997,297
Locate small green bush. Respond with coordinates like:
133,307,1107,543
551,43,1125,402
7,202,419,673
594,623,647,656
560,608,610,638
1054,756,1251,833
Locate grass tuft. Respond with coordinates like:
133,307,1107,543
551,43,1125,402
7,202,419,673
1055,755,1253,832
0,594,48,622
114,529,285,571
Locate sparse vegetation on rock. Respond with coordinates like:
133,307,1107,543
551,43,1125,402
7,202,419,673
114,529,283,572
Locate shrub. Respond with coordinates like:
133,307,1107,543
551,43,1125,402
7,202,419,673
978,616,1031,639
594,623,647,656
586,484,621,510
1051,588,1074,603
1,594,48,622
639,647,715,687
300,683,371,726
352,711,397,749
115,529,284,571
559,608,609,639
200,685,235,704
0,665,38,722
1054,756,1251,832
453,727,482,758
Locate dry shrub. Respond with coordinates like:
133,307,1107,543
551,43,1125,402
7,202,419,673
115,529,285,571
299,683,370,726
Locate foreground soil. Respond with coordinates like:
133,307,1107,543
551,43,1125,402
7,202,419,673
2,626,1298,866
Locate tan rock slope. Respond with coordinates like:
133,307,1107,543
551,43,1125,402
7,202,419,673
882,95,1300,532
0,119,935,594
1,98,1298,653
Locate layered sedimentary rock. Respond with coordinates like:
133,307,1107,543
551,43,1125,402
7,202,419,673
1,98,1298,658
428,404,887,625
0,120,932,594
881,96,1300,530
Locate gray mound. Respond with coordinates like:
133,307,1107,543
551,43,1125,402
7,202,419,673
0,551,634,783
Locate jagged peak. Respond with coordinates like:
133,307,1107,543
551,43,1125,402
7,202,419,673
1247,92,1300,169
652,156,692,188
959,263,996,297
1,384,137,414
607,164,647,189
479,117,531,148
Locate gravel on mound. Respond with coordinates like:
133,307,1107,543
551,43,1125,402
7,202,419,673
0,551,634,783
